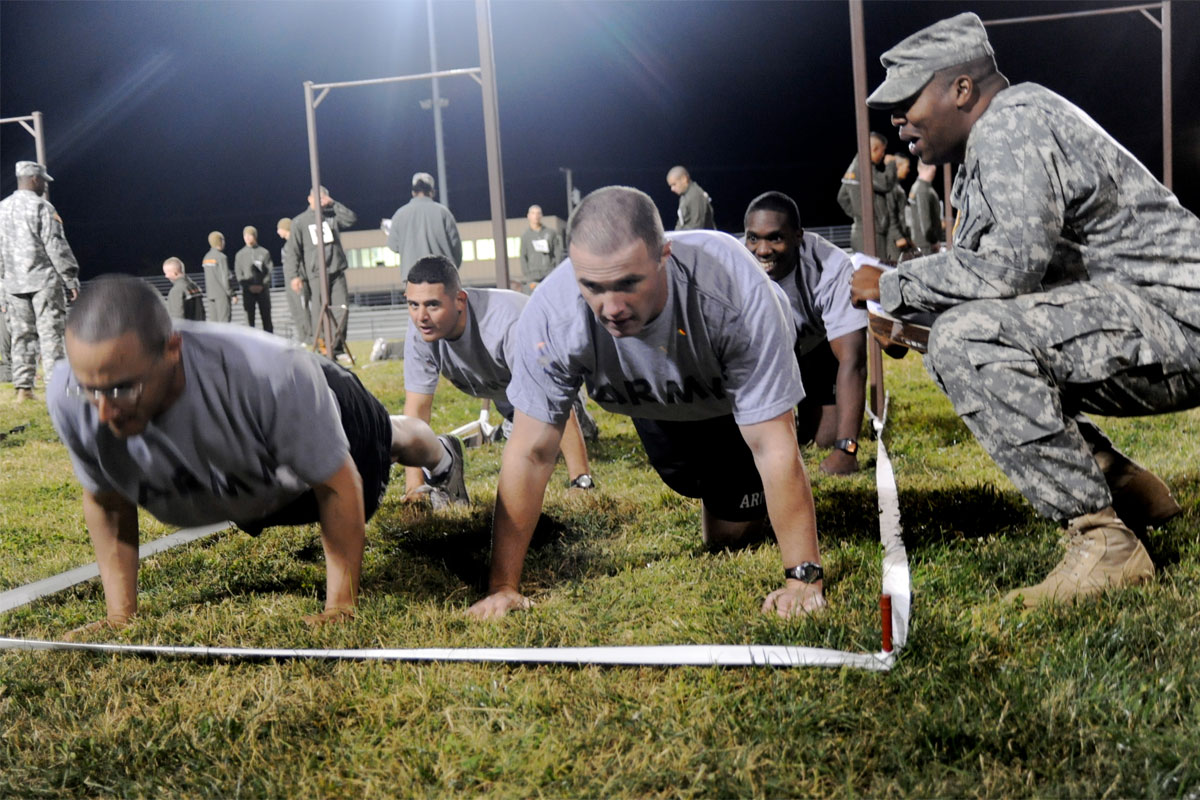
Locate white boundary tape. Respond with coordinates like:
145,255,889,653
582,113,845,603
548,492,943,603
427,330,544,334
0,400,910,669
0,521,231,615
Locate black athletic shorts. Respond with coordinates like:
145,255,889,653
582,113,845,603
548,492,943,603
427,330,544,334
631,414,766,522
796,339,839,407
239,359,392,535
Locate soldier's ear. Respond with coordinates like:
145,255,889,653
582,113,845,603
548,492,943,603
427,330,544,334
952,75,975,107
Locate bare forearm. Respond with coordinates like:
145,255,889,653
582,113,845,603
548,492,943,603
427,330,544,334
488,455,556,593
314,460,366,610
81,491,140,619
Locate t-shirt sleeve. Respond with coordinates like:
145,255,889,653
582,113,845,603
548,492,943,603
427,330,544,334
402,317,442,395
506,291,582,425
262,351,350,487
46,360,113,495
816,248,868,342
722,276,804,426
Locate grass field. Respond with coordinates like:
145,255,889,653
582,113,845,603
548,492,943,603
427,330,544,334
1,344,1198,798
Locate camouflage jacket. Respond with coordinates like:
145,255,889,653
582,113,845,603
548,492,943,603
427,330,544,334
0,189,80,295
880,83,1200,329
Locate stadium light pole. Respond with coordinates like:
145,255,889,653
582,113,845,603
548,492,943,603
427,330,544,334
427,0,449,210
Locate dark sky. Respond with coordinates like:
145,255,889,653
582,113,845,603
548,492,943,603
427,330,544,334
3,0,1198,280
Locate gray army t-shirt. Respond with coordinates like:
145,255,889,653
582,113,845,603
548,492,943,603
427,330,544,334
404,287,526,419
48,321,349,528
508,230,801,426
776,231,868,356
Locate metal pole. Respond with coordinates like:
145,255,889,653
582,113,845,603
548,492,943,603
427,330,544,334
1161,0,1172,190
32,111,48,201
303,80,334,357
848,0,884,419
563,167,574,217
475,0,510,289
427,0,449,209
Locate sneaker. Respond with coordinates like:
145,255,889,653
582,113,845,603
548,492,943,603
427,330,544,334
425,434,469,510
1096,450,1181,530
1002,507,1154,608
370,337,388,361
15,387,34,402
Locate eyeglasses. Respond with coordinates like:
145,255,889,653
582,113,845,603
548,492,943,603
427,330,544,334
67,381,145,406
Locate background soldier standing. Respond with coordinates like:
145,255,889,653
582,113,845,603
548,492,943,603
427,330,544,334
277,218,311,345
162,257,206,321
202,231,235,323
0,161,80,400
518,204,562,290
234,225,273,333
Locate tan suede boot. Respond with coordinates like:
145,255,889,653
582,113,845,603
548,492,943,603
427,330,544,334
1094,449,1181,530
1003,507,1155,608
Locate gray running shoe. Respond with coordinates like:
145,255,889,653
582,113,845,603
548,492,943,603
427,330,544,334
426,434,469,510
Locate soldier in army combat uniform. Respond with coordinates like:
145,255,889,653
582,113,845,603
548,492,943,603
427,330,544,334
202,231,235,323
162,257,206,321
851,13,1200,608
0,161,80,400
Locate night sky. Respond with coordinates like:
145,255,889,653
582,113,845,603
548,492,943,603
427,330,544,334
3,0,1198,280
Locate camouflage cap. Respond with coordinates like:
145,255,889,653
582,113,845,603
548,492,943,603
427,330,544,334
412,171,435,189
208,231,224,247
277,218,292,232
243,225,257,238
15,161,53,181
866,12,994,110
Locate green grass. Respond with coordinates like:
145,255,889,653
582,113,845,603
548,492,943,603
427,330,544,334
1,344,1198,797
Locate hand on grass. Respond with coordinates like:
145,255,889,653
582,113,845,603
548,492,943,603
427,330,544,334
762,583,827,618
819,449,859,476
303,606,355,627
64,614,133,642
467,589,532,621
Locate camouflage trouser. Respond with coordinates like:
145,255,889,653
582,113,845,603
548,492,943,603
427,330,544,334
925,282,1200,521
0,296,11,382
7,283,67,390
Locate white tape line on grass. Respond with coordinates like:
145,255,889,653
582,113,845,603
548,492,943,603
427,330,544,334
871,400,911,651
1,402,911,669
0,638,894,670
0,522,231,615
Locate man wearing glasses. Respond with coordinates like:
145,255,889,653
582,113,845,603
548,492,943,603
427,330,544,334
47,276,467,637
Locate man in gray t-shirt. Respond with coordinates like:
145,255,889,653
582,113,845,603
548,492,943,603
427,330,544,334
401,254,593,498
468,186,827,621
48,277,468,637
743,191,867,476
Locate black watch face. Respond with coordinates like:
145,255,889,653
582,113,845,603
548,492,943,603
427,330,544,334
837,439,858,455
571,475,594,489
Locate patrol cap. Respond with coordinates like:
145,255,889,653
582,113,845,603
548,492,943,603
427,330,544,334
412,172,435,189
243,225,257,238
866,12,994,110
208,231,224,247
277,218,292,232
16,161,53,181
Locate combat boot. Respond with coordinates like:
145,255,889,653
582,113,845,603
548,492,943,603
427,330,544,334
1003,506,1154,608
1095,449,1181,530
15,388,34,402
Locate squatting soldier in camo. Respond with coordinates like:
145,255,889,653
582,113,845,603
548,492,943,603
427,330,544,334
0,161,80,398
851,13,1200,609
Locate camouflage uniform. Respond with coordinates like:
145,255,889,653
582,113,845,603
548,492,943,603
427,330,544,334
0,285,11,382
0,188,80,389
837,156,896,255
878,83,1200,521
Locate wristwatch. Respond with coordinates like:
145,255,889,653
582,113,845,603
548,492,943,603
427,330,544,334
569,474,595,490
784,562,824,583
833,438,858,455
